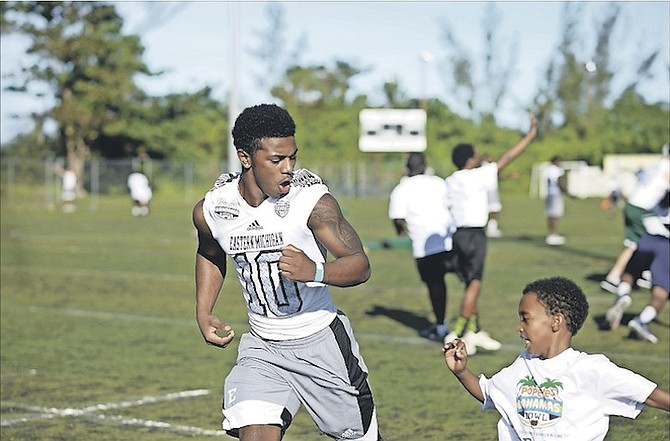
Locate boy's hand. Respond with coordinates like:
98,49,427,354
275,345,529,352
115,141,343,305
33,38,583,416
443,338,468,374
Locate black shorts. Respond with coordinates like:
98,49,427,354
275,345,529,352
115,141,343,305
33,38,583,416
452,227,487,283
416,251,459,283
625,248,654,281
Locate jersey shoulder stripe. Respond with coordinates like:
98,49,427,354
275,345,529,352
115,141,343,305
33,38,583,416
291,168,323,188
212,172,240,191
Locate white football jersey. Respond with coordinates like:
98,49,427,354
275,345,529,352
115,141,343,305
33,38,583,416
202,168,337,340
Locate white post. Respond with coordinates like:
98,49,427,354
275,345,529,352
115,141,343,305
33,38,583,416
419,51,434,111
227,3,241,173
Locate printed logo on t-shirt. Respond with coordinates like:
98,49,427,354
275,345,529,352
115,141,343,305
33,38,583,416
516,376,564,428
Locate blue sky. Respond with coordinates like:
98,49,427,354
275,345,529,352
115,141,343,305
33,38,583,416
1,1,669,144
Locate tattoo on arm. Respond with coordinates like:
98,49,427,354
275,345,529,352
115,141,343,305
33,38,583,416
310,194,362,251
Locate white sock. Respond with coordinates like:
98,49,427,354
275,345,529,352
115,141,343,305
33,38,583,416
436,323,449,335
605,275,620,284
638,306,657,324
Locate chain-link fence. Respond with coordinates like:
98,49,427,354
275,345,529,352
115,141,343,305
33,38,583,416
1,157,408,208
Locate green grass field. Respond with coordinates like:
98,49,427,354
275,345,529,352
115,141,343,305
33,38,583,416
2,191,668,440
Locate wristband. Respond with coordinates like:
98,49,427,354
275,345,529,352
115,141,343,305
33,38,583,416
314,261,324,283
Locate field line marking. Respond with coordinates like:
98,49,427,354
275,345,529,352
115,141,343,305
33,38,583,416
1,265,191,282
3,304,249,330
5,305,669,365
1,389,228,437
93,413,226,436
24,305,196,326
2,389,210,421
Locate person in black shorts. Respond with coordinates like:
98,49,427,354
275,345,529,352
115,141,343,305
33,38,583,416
443,115,537,355
388,152,458,341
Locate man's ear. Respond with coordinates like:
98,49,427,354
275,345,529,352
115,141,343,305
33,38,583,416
237,150,251,169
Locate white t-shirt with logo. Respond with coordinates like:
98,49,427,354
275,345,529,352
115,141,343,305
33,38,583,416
202,168,337,340
388,174,455,258
478,348,656,441
445,162,498,228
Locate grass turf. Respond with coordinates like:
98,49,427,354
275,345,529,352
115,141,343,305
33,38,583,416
1,192,668,440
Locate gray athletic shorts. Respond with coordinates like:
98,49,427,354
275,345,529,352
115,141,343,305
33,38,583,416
545,194,564,218
222,312,380,440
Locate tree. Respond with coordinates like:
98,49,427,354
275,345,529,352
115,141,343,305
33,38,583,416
249,3,287,94
248,2,309,102
437,3,517,123
381,79,410,108
271,61,368,108
266,60,371,162
531,3,668,163
2,2,149,194
102,87,228,161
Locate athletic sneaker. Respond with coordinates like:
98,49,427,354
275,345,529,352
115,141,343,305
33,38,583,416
444,331,477,355
599,279,620,294
605,295,632,330
486,226,503,238
545,234,566,246
419,324,449,342
443,331,458,344
636,271,652,289
628,318,658,344
462,330,502,351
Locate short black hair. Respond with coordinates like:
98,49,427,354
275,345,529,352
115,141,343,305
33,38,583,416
452,143,475,169
523,276,589,336
406,152,426,176
232,104,296,155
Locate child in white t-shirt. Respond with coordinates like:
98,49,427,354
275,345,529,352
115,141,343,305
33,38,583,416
443,276,669,440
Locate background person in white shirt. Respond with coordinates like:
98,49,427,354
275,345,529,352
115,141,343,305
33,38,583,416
127,171,153,216
600,152,670,293
388,152,457,341
605,191,669,343
443,115,537,355
444,276,670,441
543,155,567,245
480,153,503,238
54,164,77,213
